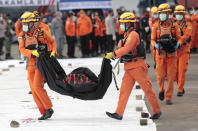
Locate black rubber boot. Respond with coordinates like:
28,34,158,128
106,112,123,120
166,100,173,105
150,112,162,120
44,108,54,119
159,91,164,101
38,108,54,120
177,92,183,97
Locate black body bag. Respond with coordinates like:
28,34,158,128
37,55,112,100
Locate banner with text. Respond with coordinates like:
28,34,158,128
0,0,56,7
59,0,112,10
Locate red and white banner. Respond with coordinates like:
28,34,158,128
0,0,57,7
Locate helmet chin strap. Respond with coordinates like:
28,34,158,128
124,22,134,33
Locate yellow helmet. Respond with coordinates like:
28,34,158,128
119,12,136,23
33,10,40,17
151,6,158,14
174,5,185,13
20,12,37,23
158,3,171,13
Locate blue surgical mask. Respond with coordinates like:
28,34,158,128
22,25,29,32
120,24,125,32
159,14,167,21
153,14,158,18
176,15,183,21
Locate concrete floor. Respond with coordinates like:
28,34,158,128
1,44,198,131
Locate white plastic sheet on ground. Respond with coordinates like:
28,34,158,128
0,58,156,131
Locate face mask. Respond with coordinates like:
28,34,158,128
120,24,125,31
22,25,29,32
153,14,158,19
169,14,173,18
176,15,183,21
190,10,194,15
8,20,12,23
159,14,167,21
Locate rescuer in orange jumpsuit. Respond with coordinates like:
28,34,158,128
65,12,76,58
149,6,159,68
105,12,161,120
151,3,183,105
18,12,56,120
77,10,93,57
174,5,192,96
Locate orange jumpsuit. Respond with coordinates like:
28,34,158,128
114,28,161,116
18,25,56,115
77,15,93,36
40,22,51,35
190,15,198,49
149,17,159,62
65,17,76,36
176,20,192,93
151,20,182,101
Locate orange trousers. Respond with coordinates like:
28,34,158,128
115,66,161,116
176,51,190,93
156,55,177,100
27,65,52,115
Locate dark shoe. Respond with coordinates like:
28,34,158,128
106,112,123,120
177,92,183,97
150,112,162,120
166,100,173,105
159,91,164,101
28,91,32,94
44,108,54,119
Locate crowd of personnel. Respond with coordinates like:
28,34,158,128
0,6,197,60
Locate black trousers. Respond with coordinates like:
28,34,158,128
106,35,114,52
80,34,90,57
101,36,106,53
0,37,4,55
67,36,76,58
92,36,100,55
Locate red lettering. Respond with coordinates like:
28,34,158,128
66,74,72,84
73,74,78,85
